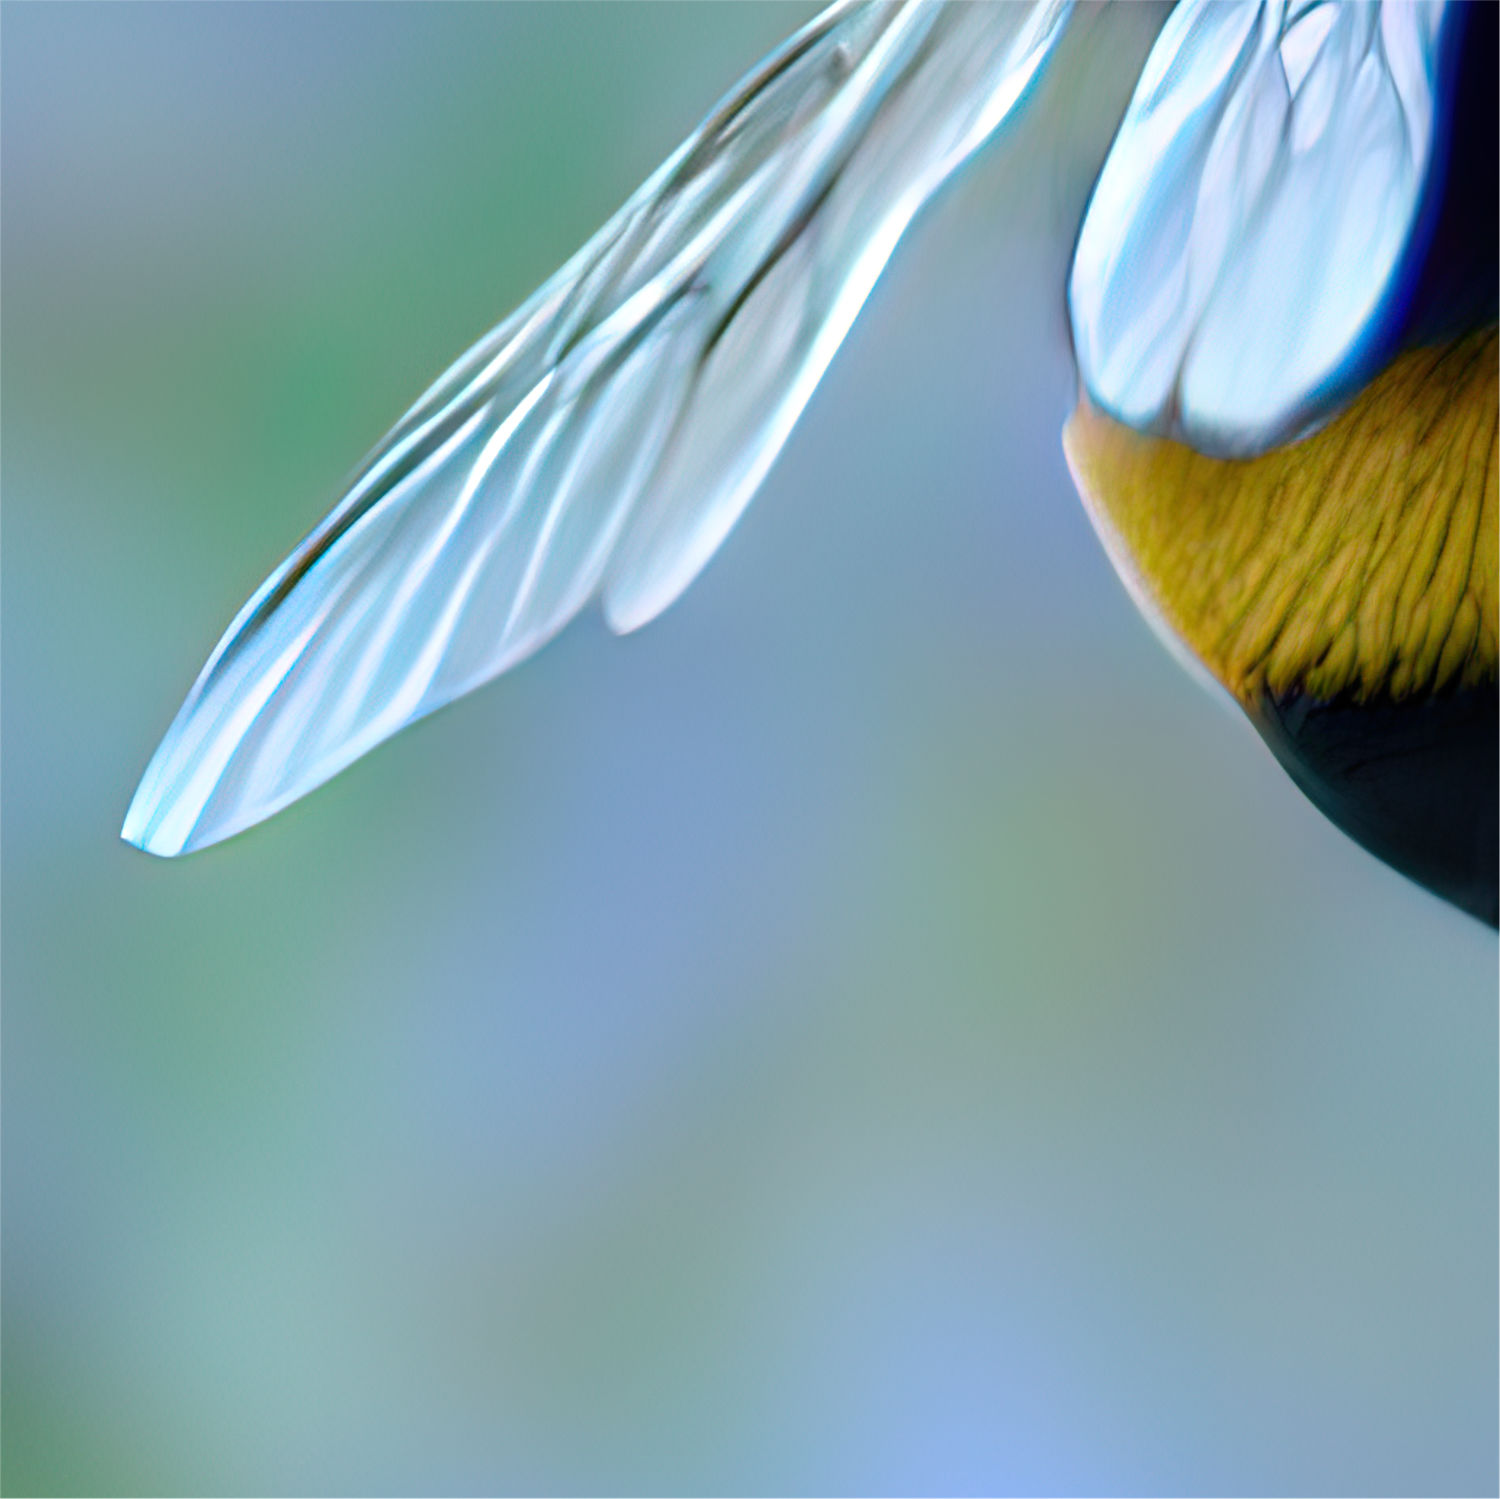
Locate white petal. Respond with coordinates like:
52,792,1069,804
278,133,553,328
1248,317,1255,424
123,0,1072,856
1069,0,1451,456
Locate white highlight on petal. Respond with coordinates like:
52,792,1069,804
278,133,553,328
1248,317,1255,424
1069,0,1449,456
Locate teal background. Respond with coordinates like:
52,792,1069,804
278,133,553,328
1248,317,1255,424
3,4,1495,1494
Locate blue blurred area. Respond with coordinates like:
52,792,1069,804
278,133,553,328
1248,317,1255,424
3,5,1495,1495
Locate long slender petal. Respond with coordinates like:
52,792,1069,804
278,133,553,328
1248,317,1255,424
123,0,1071,857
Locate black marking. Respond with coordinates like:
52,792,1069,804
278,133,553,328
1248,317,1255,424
1251,680,1499,926
1399,0,1499,347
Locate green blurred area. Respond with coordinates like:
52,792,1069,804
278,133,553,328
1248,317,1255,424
3,5,1495,1495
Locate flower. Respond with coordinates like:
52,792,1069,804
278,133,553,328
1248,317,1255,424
122,0,1496,923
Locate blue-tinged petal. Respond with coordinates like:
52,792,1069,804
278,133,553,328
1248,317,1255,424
123,0,1073,856
1070,0,1455,457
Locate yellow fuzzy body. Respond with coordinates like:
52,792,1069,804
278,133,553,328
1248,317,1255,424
1062,328,1498,709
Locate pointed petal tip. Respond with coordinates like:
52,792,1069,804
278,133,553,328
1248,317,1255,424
120,755,222,858
120,828,178,859
120,770,266,859
120,788,186,858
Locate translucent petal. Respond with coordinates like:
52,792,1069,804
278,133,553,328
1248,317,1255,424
1069,0,1451,456
123,0,1072,857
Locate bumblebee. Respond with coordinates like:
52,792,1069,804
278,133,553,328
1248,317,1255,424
124,1,1497,925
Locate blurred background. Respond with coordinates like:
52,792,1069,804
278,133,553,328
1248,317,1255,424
3,4,1495,1494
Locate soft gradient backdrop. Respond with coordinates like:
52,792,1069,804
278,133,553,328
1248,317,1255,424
4,4,1495,1494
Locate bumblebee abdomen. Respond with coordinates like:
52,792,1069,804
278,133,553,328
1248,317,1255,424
1064,328,1498,922
1252,682,1497,924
